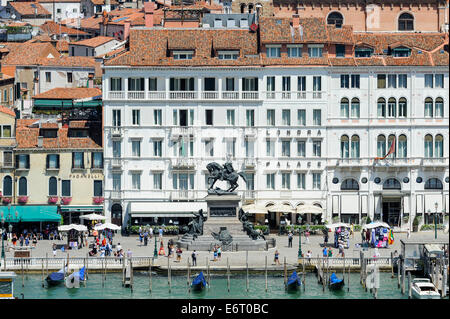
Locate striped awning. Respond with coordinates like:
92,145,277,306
60,205,103,213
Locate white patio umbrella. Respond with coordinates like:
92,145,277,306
241,203,268,214
326,222,351,230
94,223,121,231
266,203,295,214
58,224,88,232
79,213,106,221
296,204,323,215
364,221,390,229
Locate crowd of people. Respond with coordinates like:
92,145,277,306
2,226,62,250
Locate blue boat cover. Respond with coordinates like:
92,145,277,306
192,272,207,287
287,271,301,286
330,273,343,284
48,272,64,281
76,267,85,281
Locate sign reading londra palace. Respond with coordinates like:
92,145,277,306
210,207,236,217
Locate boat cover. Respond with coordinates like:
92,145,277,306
287,271,301,286
48,272,64,281
192,272,207,287
329,273,343,284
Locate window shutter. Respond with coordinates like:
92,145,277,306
57,154,60,168
81,153,85,168
26,155,30,168
46,155,49,169
72,152,74,168
15,155,19,168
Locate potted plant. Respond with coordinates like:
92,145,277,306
18,196,28,204
366,216,372,224
402,215,409,225
413,216,421,232
61,197,72,205
2,197,12,205
48,196,59,204
93,196,104,204
332,216,340,223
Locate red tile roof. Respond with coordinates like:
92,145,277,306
9,2,51,16
36,56,98,68
40,21,89,36
32,88,102,100
56,40,70,52
1,42,60,66
0,105,16,117
70,36,116,48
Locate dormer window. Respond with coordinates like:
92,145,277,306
327,12,343,28
308,45,323,58
336,44,345,57
214,19,223,28
40,129,57,138
392,47,411,57
266,45,281,58
218,51,239,60
173,50,194,60
287,45,302,57
68,129,88,137
355,47,373,57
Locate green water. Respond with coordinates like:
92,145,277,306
12,272,419,299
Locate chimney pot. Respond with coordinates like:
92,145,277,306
292,14,300,28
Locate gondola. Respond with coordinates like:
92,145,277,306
328,272,345,290
65,267,86,288
286,271,302,291
45,267,67,287
191,272,207,291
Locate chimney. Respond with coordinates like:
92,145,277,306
37,136,44,148
144,1,155,28
124,21,131,40
292,14,300,28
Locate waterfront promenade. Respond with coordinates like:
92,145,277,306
1,230,447,271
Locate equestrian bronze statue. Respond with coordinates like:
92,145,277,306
206,161,247,195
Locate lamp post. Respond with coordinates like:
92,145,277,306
298,229,302,258
153,217,158,259
1,215,5,260
434,202,438,239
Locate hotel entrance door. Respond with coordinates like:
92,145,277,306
382,200,401,227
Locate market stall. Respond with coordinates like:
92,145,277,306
326,223,351,248
364,222,392,248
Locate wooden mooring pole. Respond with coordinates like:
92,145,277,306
41,258,44,287
101,259,104,287
104,258,107,285
187,259,191,293
283,257,287,291
401,257,406,294
264,255,268,293
246,251,249,292
442,256,447,298
227,257,230,293
46,253,48,277
397,256,401,289
322,258,325,292
168,255,171,293
408,271,412,299
21,258,24,287
347,262,350,292
85,253,89,280
302,258,306,292
391,252,394,278
149,258,152,293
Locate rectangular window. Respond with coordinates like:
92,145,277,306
287,45,302,57
62,180,71,196
424,74,433,88
225,78,235,91
297,76,306,91
242,77,258,91
313,109,321,126
226,139,235,157
398,74,407,88
267,109,275,126
297,140,306,157
153,173,162,190
336,44,345,57
281,140,291,157
67,72,73,83
245,139,254,158
2,125,12,137
246,109,255,127
377,74,386,88
226,109,235,126
112,174,121,191
266,46,281,58
313,140,321,157
112,141,121,158
110,78,122,91
46,154,59,169
351,74,360,88
128,78,145,91
282,109,291,126
308,46,323,57
388,74,397,88
297,173,305,189
92,152,103,168
173,51,193,60
266,139,274,157
297,109,306,126
205,139,214,157
112,109,121,127
132,109,140,126
132,140,141,157
153,140,162,157
45,72,51,83
282,76,291,92
131,173,141,190
218,51,239,60
313,76,321,91
3,151,13,167
205,109,213,125
72,152,84,169
340,75,350,88
204,78,216,91
435,74,444,88
266,173,275,189
282,173,291,189
148,78,157,91
153,109,162,125
16,154,30,169
313,173,321,190
93,180,103,197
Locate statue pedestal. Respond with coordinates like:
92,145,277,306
203,194,243,235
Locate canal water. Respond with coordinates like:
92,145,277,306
12,272,422,299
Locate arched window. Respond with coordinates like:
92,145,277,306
377,98,386,118
351,135,360,158
398,134,407,158
377,135,386,157
388,97,396,118
383,178,401,190
425,178,443,189
2,176,12,196
341,178,359,190
425,97,433,117
341,135,349,158
398,12,414,31
435,98,444,118
18,177,27,196
240,3,246,13
248,3,254,13
388,134,396,158
435,134,443,158
340,98,349,118
49,177,57,196
398,98,407,117
424,134,433,158
351,98,360,118
327,12,343,28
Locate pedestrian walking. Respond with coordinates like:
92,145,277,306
143,231,148,246
12,234,17,246
158,240,165,256
361,229,366,244
52,243,57,257
149,227,153,239
127,248,132,259
191,250,197,266
176,247,182,262
19,234,24,247
213,246,218,261
322,246,327,257
139,231,143,245
159,227,163,238
274,250,280,265
328,248,333,258
25,236,29,247
324,231,329,246
287,231,293,248
350,223,354,239
217,246,222,260
407,227,411,239
338,242,344,257
305,228,310,244
32,234,37,247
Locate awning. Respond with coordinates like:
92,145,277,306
60,205,103,213
33,99,102,108
0,206,61,222
130,201,207,218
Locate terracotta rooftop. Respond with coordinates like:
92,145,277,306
0,105,16,117
36,56,98,68
9,2,51,17
40,21,89,36
32,88,102,100
15,119,102,149
70,36,116,48
90,0,119,5
56,39,69,52
1,42,59,66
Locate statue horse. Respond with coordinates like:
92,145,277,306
206,162,247,193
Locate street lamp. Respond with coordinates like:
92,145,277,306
1,215,5,260
434,202,438,239
153,217,158,259
298,228,302,258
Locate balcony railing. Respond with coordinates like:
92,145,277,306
244,158,256,167
169,91,197,100
171,127,194,137
108,91,125,100
110,190,122,200
128,91,145,100
201,91,219,99
422,158,447,166
264,91,322,100
244,190,256,199
1,161,14,168
147,91,166,99
171,190,196,200
106,90,265,101
172,158,195,168
111,158,122,170
221,91,239,99
110,127,123,139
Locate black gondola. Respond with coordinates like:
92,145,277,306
329,272,345,290
286,271,302,291
45,268,66,287
191,272,207,291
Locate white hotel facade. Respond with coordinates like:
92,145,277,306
101,20,449,230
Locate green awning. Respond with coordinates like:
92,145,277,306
33,99,102,109
0,206,61,222
60,205,103,213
